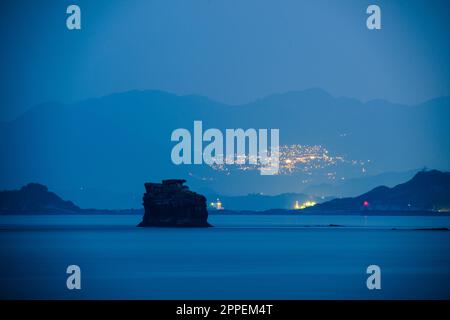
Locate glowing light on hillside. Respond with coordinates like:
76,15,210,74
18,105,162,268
294,200,317,210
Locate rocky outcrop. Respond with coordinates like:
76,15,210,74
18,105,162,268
138,179,210,227
0,183,80,214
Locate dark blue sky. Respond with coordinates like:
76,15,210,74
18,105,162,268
1,0,449,120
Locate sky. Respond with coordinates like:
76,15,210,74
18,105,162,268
1,0,450,120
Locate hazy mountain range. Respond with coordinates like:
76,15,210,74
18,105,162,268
0,89,448,209
1,170,448,215
206,193,334,211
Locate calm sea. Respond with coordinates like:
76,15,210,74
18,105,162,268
0,214,449,299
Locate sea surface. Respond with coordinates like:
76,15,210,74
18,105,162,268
0,214,450,299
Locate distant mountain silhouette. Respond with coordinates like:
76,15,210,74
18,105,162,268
0,89,449,209
206,193,332,211
309,170,450,212
0,183,80,213
302,169,420,198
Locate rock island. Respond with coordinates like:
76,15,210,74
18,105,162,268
138,179,211,227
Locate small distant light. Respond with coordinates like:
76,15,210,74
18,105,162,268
363,200,369,207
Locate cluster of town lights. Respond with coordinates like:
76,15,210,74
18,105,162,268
294,200,317,210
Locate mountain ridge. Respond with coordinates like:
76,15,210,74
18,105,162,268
309,170,450,212
0,183,80,213
7,88,450,125
1,89,449,209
